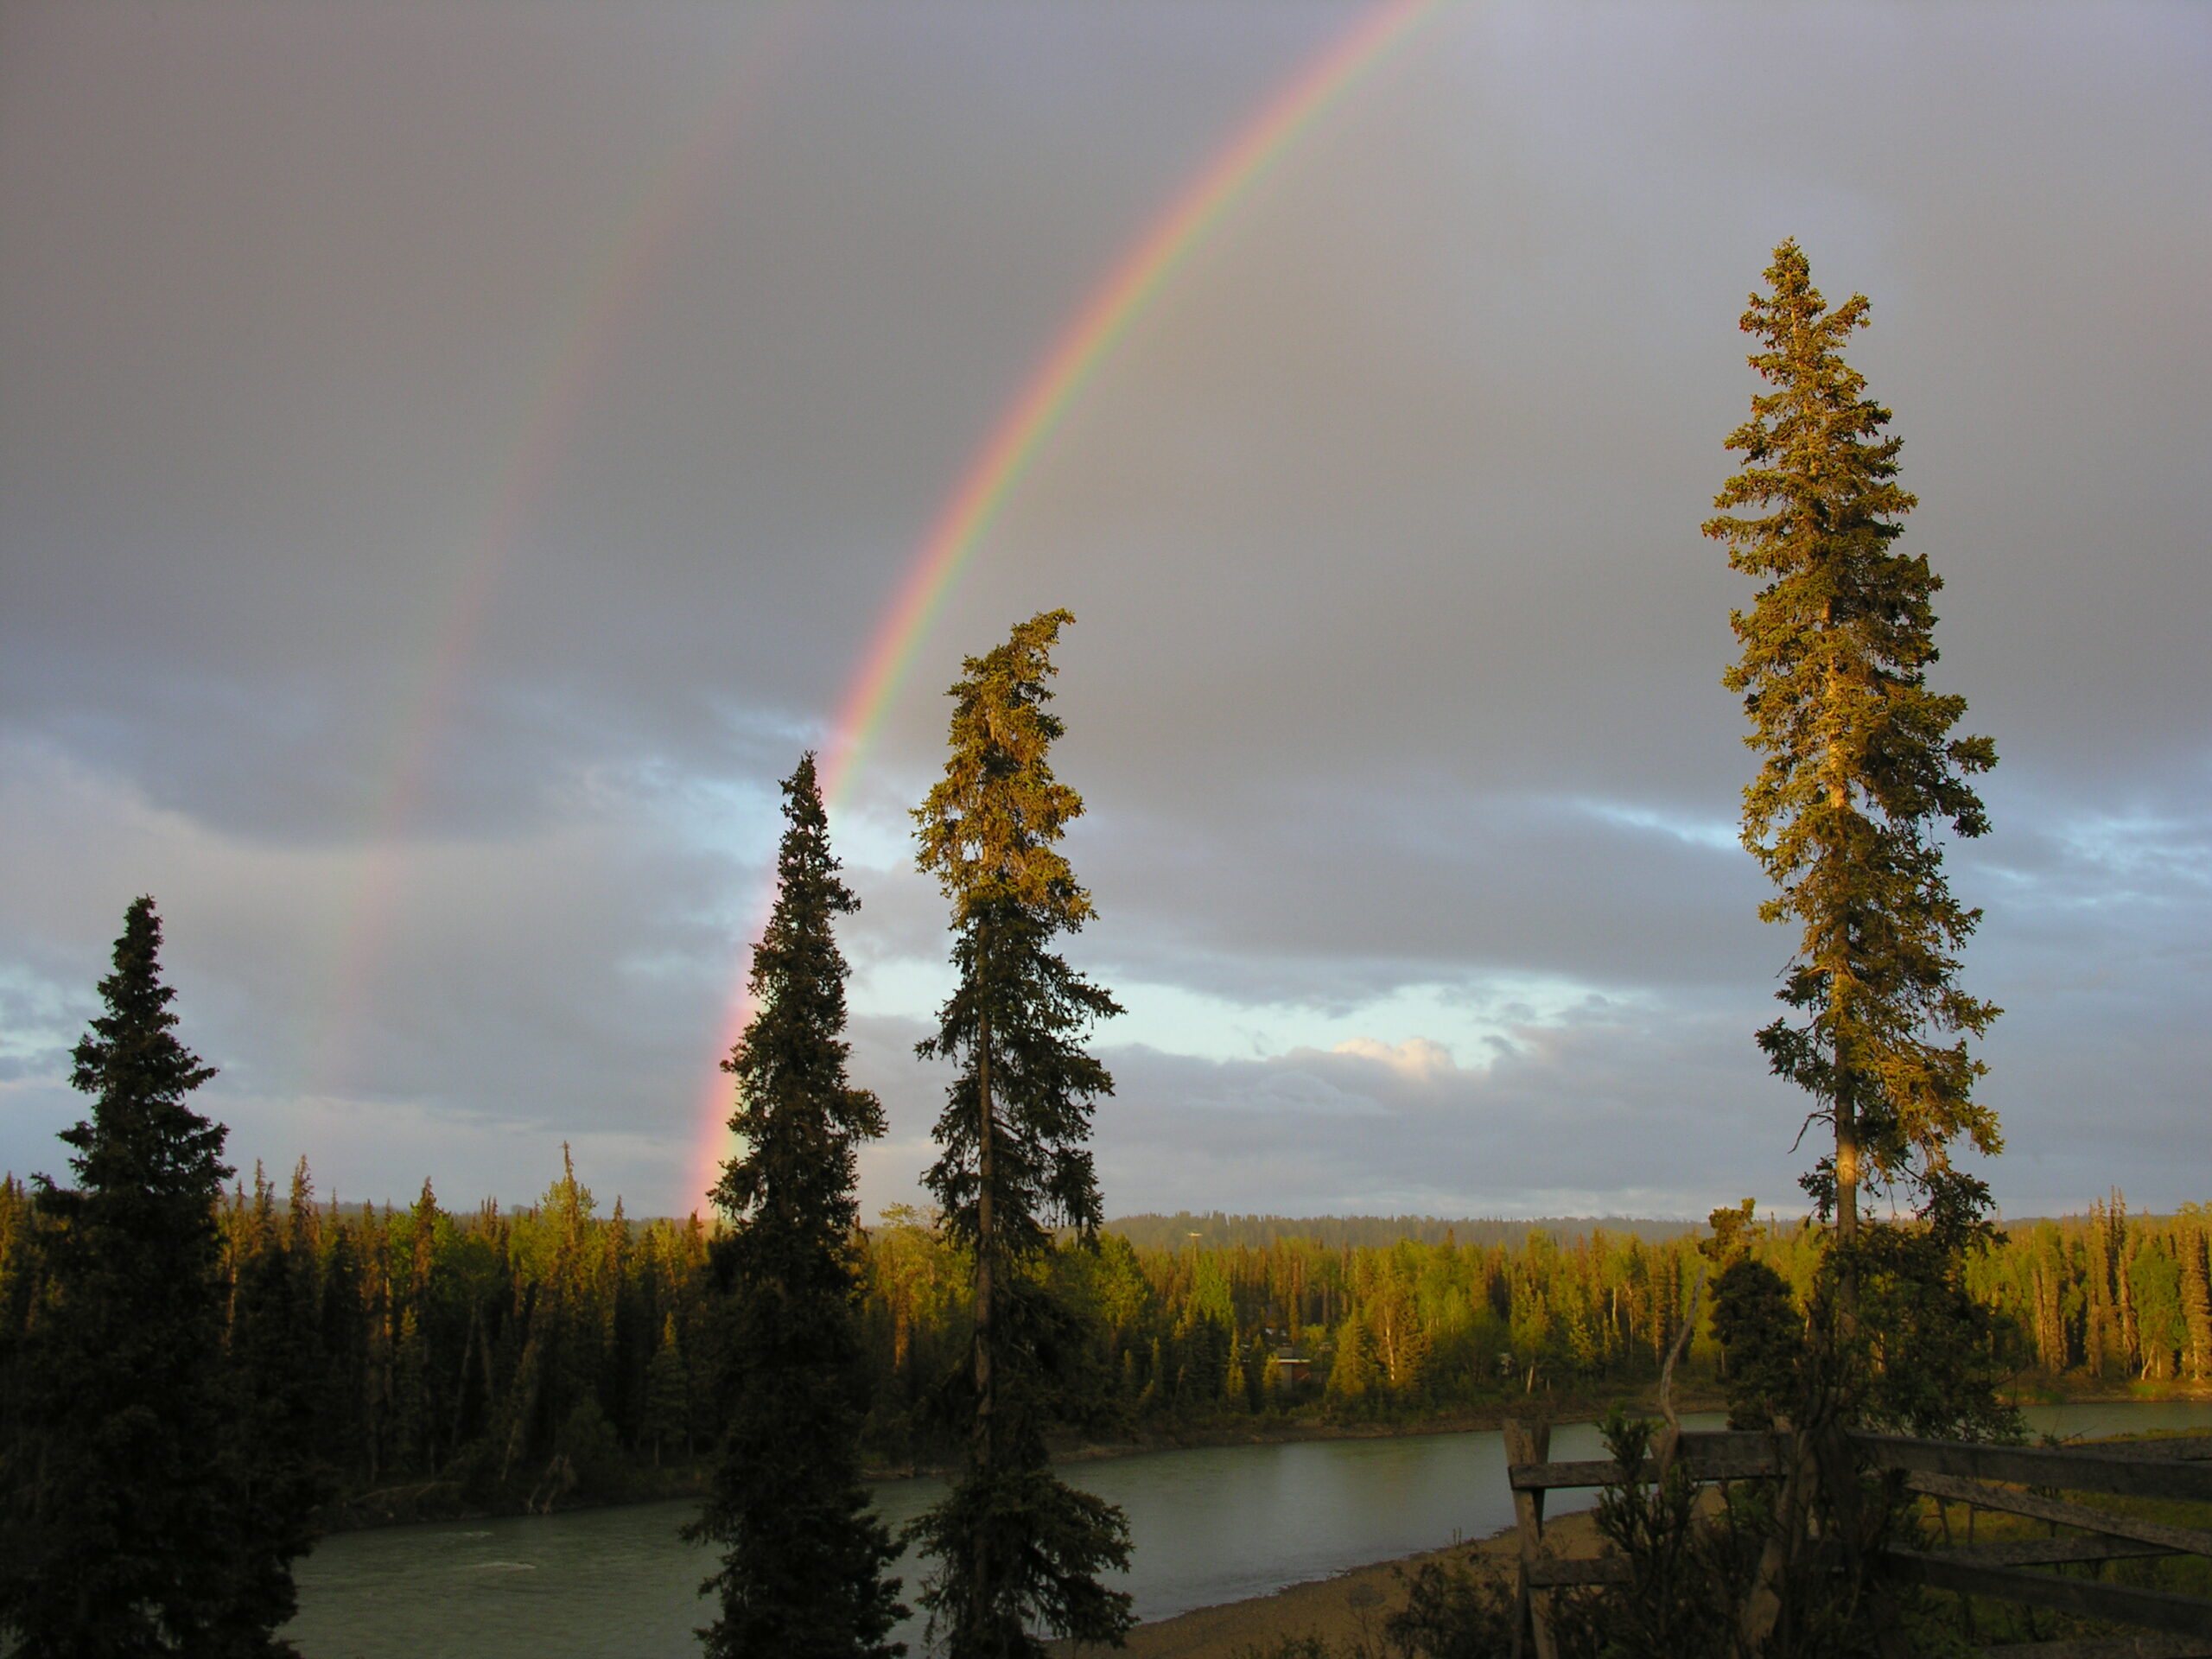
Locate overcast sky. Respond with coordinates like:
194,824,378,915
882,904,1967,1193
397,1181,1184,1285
3,1,2207,1223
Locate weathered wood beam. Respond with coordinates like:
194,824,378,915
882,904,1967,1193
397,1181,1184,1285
1509,1459,1652,1491
2043,1440,2212,1465
1858,1436,2212,1503
1523,1556,1633,1588
1979,1633,2212,1658
1883,1549,2212,1639
1927,1536,2173,1568
1509,1433,1788,1491
1909,1471,2212,1559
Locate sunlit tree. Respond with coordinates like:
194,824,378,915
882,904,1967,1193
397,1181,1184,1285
907,611,1133,1657
1706,240,1999,1241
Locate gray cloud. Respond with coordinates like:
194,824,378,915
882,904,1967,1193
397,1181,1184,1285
3,3,2207,1219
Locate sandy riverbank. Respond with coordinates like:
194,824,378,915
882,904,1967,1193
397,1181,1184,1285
1046,1510,1605,1659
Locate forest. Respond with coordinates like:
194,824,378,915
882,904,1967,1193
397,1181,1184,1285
1,1154,2196,1521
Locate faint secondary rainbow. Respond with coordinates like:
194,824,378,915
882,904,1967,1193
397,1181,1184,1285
690,0,1454,1208
308,3,818,1100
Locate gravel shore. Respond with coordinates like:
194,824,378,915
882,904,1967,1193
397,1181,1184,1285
1048,1510,1605,1658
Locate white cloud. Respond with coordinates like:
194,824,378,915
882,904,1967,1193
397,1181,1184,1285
1331,1035,1459,1080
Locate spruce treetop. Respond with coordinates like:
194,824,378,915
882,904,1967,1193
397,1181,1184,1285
914,607,1091,932
718,751,886,1235
59,895,228,1206
1707,240,1999,1217
912,612,1120,1250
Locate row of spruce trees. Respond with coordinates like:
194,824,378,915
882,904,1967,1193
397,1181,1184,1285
0,611,1135,1656
2,241,2055,1656
690,616,1142,1655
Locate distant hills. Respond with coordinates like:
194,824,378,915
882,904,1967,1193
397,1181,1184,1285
1103,1211,1703,1251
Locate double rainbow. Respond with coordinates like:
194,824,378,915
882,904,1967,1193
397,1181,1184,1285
287,0,1451,1205
691,0,1451,1207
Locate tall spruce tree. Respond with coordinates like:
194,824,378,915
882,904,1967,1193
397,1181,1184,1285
906,610,1134,1658
0,897,313,1656
1706,240,2000,1241
687,753,906,1659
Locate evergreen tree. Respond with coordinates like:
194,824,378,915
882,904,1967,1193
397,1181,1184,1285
0,897,313,1656
645,1313,690,1465
1703,247,2015,1651
687,753,905,1659
906,610,1134,1657
223,1164,336,1638
1706,240,2000,1241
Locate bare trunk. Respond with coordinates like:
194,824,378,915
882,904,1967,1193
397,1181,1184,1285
974,1014,995,1466
1834,1074,1860,1242
1826,640,1860,1249
970,1002,995,1631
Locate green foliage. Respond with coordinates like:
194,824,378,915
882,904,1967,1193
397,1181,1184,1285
1707,239,1999,1231
1825,1218,2022,1443
221,1160,340,1633
0,898,315,1656
688,753,905,1659
644,1313,691,1464
1589,1410,1738,1657
553,1395,629,1503
912,611,1121,1260
1379,1563,1520,1658
903,1456,1133,1658
1112,1215,1697,1253
1704,1201,1806,1431
909,612,1133,1655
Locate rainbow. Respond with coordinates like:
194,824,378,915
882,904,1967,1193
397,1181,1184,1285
690,0,1452,1208
308,4,818,1098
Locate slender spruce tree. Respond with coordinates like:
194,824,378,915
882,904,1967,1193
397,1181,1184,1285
0,897,314,1656
906,609,1134,1658
1706,240,2000,1242
687,753,906,1659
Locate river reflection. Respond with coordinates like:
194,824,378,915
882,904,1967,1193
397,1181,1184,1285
285,1402,2212,1657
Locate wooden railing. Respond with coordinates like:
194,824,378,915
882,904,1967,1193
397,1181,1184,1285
1501,1420,2212,1659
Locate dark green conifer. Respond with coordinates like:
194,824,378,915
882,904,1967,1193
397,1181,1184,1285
1706,241,2000,1241
0,897,314,1655
222,1163,336,1637
906,611,1134,1657
688,753,905,1659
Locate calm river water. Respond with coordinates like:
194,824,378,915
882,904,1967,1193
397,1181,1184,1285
284,1402,2212,1657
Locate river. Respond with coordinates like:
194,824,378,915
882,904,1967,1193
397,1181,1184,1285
284,1402,2212,1657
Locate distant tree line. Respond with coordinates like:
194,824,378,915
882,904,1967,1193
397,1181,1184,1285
1970,1191,2212,1385
3,1164,2196,1516
1105,1212,1700,1253
880,1199,2212,1422
0,1151,715,1518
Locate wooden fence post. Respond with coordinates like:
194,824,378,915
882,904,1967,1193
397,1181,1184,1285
1505,1416,1558,1659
